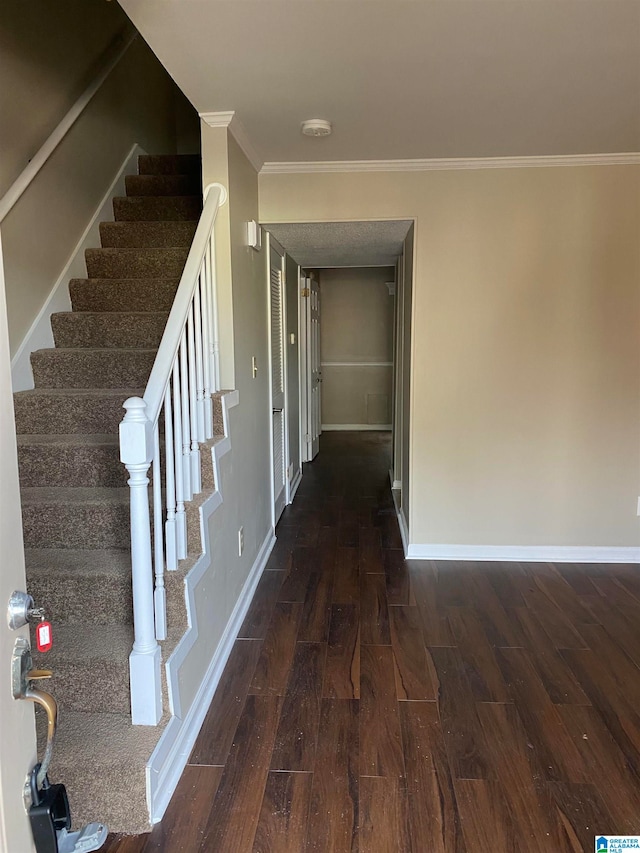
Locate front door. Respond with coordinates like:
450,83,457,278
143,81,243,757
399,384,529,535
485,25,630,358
0,244,37,853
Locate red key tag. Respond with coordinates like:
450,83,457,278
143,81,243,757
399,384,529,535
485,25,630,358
36,620,53,653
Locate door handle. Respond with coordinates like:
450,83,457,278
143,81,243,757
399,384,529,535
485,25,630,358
273,407,283,413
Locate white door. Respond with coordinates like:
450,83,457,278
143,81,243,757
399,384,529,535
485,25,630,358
269,240,287,523
302,275,321,462
0,241,37,853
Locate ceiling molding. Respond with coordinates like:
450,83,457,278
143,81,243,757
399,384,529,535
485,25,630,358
200,110,264,173
260,152,640,175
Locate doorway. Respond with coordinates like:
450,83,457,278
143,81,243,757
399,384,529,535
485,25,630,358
264,219,414,537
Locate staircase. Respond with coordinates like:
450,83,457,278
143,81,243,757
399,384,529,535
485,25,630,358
13,154,215,833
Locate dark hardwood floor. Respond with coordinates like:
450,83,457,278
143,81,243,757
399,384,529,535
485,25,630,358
104,432,640,852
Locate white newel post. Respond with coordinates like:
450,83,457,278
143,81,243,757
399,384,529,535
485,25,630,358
120,396,162,725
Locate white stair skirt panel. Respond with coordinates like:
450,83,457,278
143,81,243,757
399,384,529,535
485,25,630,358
144,390,282,823
147,529,275,824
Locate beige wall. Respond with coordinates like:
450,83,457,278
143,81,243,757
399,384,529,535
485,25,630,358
319,267,394,427
3,35,194,355
260,165,640,549
0,0,129,197
178,130,272,712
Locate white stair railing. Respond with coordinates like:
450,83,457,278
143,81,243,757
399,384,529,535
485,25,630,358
119,182,227,725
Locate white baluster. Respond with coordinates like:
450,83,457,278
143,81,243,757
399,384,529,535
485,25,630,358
208,236,220,391
194,278,206,443
172,361,187,559
120,397,162,726
164,386,178,571
152,424,166,641
201,261,213,440
179,332,192,501
187,303,201,494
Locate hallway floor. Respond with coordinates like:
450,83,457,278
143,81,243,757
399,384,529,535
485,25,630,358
105,432,640,852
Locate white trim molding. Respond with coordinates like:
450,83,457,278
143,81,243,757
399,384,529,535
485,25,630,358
321,361,393,368
11,144,144,392
260,152,640,175
391,488,409,556
289,467,302,503
200,111,264,173
322,423,392,431
405,544,640,564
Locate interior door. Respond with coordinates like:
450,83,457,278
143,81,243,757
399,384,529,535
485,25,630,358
269,240,287,523
304,275,321,461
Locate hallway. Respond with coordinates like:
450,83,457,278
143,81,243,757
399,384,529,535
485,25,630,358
105,431,640,852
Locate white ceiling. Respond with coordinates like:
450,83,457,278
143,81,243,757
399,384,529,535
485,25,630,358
119,0,640,164
266,220,412,267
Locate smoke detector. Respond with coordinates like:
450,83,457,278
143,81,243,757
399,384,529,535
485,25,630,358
301,119,332,138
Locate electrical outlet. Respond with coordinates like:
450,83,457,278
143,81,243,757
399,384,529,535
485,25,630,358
252,356,258,378
637,497,640,516
238,526,244,556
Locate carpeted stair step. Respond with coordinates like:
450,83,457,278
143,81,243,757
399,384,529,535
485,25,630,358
17,434,123,488
31,348,156,389
26,547,188,628
32,623,132,714
52,311,168,349
99,221,197,248
138,153,200,175
39,710,165,834
69,278,179,313
21,487,130,549
125,174,200,197
113,196,201,222
26,548,133,623
85,247,189,279
14,388,142,434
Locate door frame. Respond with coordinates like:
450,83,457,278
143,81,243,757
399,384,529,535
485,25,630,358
300,271,322,463
266,234,289,527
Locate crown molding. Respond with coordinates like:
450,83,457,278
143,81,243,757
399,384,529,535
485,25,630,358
260,152,640,175
199,110,263,173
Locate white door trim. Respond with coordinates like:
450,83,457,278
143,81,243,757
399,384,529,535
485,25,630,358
267,235,288,525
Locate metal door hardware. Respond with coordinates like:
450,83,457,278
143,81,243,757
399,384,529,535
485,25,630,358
7,590,46,630
11,637,107,852
12,637,56,788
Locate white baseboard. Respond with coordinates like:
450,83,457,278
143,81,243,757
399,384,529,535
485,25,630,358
321,423,392,431
10,143,144,392
391,488,409,555
146,527,275,824
405,543,640,563
289,467,302,502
